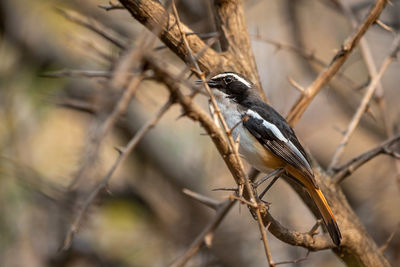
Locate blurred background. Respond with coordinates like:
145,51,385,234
0,0,400,266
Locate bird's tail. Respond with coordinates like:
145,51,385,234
308,187,342,246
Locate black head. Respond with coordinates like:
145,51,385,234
206,72,254,103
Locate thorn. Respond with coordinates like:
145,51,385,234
212,187,237,192
234,134,241,152
176,111,187,120
288,77,305,93
208,101,220,126
105,185,113,196
238,183,244,198
365,104,377,122
204,233,213,248
333,125,346,135
376,20,395,33
114,146,124,154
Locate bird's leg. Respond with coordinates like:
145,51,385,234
254,168,284,187
259,176,280,200
256,168,284,203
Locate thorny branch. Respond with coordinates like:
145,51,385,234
170,3,274,263
62,98,173,250
329,35,400,170
58,9,127,49
333,133,400,184
286,0,388,126
170,190,237,267
68,71,144,189
251,34,360,90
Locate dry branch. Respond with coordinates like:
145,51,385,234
62,98,173,250
119,0,223,74
170,192,236,267
57,9,127,49
118,0,266,99
329,35,400,170
286,0,388,126
41,69,112,79
252,34,360,90
333,133,400,183
182,189,220,210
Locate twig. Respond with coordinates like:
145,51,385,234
68,72,144,189
333,133,400,183
212,187,237,192
328,35,400,170
57,8,127,49
376,20,396,33
337,1,397,155
262,222,275,267
61,98,173,250
287,77,305,94
52,98,98,114
336,1,386,100
183,188,219,210
274,250,311,266
379,223,400,253
286,0,388,126
41,69,112,79
169,197,236,267
119,0,222,74
253,34,359,90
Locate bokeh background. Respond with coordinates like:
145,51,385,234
1,0,400,266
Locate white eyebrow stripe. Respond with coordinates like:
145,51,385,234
211,73,252,88
246,109,288,142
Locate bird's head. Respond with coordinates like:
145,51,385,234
204,72,254,103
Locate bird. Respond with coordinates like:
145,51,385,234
204,71,342,246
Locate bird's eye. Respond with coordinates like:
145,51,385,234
224,76,233,84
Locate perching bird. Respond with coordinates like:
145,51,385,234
205,72,341,246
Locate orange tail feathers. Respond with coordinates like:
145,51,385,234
309,188,342,246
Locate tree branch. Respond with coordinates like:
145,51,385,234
213,0,263,95
333,133,400,184
329,35,400,170
286,0,388,126
61,98,173,250
170,193,236,267
119,0,225,74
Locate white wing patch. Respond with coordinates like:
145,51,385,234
288,141,312,171
246,109,288,142
211,73,252,88
246,109,312,171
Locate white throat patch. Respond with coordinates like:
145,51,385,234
211,73,252,88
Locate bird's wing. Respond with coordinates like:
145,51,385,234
243,107,317,187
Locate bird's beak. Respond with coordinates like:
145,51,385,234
195,79,218,87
